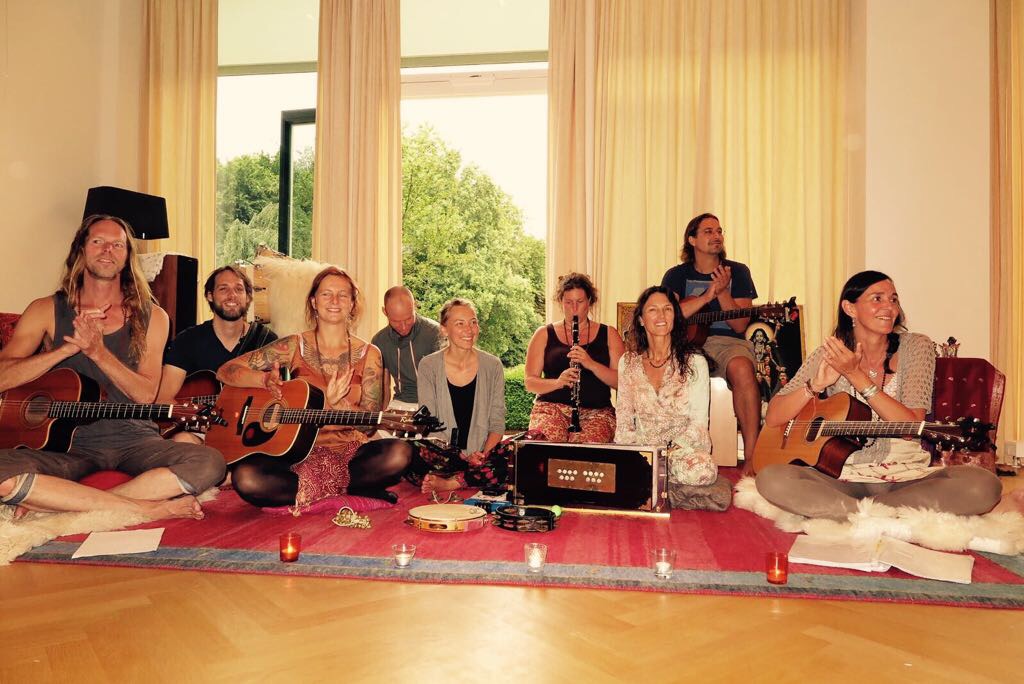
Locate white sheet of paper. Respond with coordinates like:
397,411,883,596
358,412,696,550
72,528,165,559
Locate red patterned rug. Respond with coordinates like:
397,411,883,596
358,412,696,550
17,472,1024,609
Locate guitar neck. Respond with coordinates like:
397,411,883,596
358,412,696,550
49,401,181,421
271,408,384,427
817,421,927,439
690,306,762,325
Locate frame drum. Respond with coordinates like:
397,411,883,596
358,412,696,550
406,504,488,533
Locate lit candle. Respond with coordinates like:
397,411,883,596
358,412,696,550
765,552,788,585
524,542,547,573
279,532,301,563
651,548,676,579
392,543,416,568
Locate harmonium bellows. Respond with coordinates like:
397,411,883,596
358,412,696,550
511,442,669,514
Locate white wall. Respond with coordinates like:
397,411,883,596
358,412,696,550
857,0,991,359
0,0,145,314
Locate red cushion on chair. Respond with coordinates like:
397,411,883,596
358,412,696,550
80,470,132,490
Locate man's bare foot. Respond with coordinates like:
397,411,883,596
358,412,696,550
991,488,1024,515
421,474,460,494
142,496,205,521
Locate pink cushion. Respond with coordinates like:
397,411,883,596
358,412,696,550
261,494,395,516
79,470,133,490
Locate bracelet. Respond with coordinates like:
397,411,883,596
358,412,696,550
803,380,820,399
859,384,880,400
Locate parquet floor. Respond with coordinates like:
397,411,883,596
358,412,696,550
2,476,1022,683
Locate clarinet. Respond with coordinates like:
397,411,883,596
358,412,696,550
567,315,582,433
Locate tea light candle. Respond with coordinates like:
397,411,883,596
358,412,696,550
392,543,416,568
279,532,301,563
524,542,547,573
651,548,676,579
766,551,788,585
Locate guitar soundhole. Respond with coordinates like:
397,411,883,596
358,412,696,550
21,394,52,428
260,402,284,431
805,416,825,441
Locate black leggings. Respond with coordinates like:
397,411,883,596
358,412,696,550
230,439,412,508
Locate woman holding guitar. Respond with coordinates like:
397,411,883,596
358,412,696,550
755,270,1001,520
217,266,411,509
409,298,509,494
524,272,625,443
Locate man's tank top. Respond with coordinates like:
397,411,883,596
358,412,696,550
537,322,612,409
52,292,158,446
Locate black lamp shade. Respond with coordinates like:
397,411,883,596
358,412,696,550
83,186,169,240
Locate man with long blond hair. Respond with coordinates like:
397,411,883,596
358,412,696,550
0,214,225,521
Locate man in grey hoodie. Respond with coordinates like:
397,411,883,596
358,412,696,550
371,286,442,409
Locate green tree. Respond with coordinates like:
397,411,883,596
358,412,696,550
215,125,545,366
402,125,545,366
216,149,314,264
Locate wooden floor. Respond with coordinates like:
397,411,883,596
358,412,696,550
2,476,1022,683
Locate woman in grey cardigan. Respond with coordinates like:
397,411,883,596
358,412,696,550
413,298,507,494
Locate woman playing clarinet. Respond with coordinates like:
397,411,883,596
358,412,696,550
524,272,624,443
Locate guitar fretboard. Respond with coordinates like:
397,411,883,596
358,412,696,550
245,407,385,426
690,306,765,325
815,420,926,438
47,401,176,420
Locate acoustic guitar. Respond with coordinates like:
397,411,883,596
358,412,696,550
683,296,797,346
205,379,443,464
751,393,993,477
0,368,219,453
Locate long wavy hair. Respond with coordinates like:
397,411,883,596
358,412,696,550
679,212,726,263
304,266,363,329
834,270,907,374
628,286,702,380
58,214,154,364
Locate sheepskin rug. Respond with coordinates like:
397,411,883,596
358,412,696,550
0,488,219,566
253,253,329,337
734,477,1024,556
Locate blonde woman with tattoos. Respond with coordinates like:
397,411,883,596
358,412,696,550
217,266,411,509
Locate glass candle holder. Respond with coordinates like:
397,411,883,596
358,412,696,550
524,542,547,573
279,532,301,563
392,543,416,568
651,548,676,579
766,551,789,585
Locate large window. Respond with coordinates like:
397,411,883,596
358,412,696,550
215,0,548,365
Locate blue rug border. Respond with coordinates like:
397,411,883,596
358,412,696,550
18,541,1024,609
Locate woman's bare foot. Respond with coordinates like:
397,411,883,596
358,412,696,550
142,496,205,521
991,488,1024,515
421,474,460,494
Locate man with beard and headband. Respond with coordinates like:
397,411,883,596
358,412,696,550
157,265,276,445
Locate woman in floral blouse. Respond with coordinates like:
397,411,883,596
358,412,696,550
615,286,716,486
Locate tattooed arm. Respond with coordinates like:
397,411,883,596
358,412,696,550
357,344,384,412
217,335,298,388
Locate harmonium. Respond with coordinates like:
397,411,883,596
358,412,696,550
511,442,669,515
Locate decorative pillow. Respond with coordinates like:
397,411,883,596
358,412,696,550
668,477,732,512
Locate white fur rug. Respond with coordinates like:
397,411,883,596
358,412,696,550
253,254,329,337
734,477,1024,556
0,489,219,566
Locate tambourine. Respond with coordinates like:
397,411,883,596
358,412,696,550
406,504,488,533
492,504,559,533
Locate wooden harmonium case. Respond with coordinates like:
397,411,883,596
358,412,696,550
512,442,668,513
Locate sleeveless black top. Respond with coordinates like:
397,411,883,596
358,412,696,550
537,322,612,409
52,292,158,445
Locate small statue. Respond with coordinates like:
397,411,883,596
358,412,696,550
937,336,960,358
